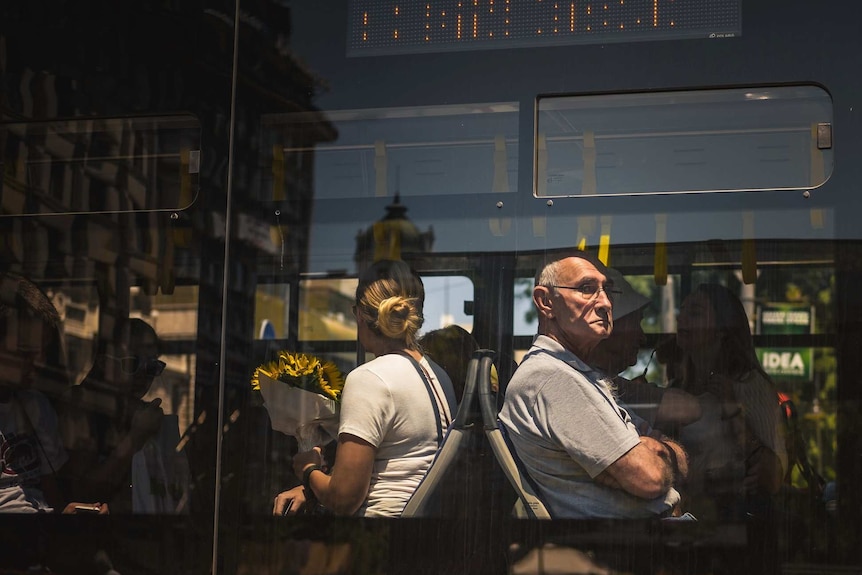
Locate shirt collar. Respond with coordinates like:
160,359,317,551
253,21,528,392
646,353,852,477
531,334,596,374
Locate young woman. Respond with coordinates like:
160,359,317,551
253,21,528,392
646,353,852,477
674,283,787,520
273,260,456,517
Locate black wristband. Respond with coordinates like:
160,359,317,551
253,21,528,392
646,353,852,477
302,464,323,491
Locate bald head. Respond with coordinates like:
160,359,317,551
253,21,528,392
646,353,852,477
533,256,614,359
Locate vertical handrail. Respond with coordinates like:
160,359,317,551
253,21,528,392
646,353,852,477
475,350,498,431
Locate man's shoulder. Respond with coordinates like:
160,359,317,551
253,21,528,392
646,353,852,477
530,334,563,353
509,347,561,383
516,336,593,378
508,355,591,401
517,336,563,368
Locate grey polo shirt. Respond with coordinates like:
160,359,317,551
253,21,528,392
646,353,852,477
499,335,679,518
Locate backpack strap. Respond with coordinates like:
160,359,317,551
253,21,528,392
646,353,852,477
395,351,451,447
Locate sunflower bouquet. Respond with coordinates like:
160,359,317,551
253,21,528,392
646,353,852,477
252,352,345,450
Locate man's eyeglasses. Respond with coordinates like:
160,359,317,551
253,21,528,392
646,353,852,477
105,355,166,377
550,283,622,303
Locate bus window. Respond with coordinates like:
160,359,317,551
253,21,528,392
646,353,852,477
255,275,476,344
421,275,474,333
266,102,519,205
0,115,201,214
299,278,357,342
536,85,833,197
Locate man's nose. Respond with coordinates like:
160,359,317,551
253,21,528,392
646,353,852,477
594,289,613,309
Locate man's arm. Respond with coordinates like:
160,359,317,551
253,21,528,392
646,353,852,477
59,399,163,502
595,436,687,499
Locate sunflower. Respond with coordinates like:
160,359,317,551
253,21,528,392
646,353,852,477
317,359,345,400
251,351,344,401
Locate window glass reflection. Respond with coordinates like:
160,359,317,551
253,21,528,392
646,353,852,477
537,86,833,196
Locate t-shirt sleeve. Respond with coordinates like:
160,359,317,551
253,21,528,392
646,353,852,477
533,375,640,478
338,368,395,449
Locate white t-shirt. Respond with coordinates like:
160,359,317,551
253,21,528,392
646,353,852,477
0,391,69,513
338,354,455,517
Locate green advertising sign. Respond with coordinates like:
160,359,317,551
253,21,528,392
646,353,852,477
756,302,814,380
758,302,814,335
756,347,813,380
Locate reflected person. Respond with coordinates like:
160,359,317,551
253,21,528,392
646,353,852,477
673,283,787,520
59,318,176,513
419,324,480,401
0,272,106,514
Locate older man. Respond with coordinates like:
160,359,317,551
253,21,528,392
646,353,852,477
499,254,687,518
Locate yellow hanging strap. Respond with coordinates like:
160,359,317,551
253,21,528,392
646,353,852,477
741,211,757,285
576,216,595,254
598,216,611,266
654,214,668,286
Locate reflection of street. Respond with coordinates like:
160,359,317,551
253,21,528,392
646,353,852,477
510,544,613,575
298,280,357,341
300,308,357,341
510,524,750,574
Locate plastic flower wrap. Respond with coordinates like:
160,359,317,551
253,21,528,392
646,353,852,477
252,352,345,451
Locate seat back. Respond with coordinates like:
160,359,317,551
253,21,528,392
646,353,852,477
400,352,480,517
476,351,551,520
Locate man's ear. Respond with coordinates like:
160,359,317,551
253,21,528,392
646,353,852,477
533,286,554,317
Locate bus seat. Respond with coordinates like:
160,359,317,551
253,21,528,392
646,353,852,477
400,350,482,517
476,350,552,520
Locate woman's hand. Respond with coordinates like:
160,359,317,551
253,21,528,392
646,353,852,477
273,486,309,516
292,446,324,477
61,502,110,515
